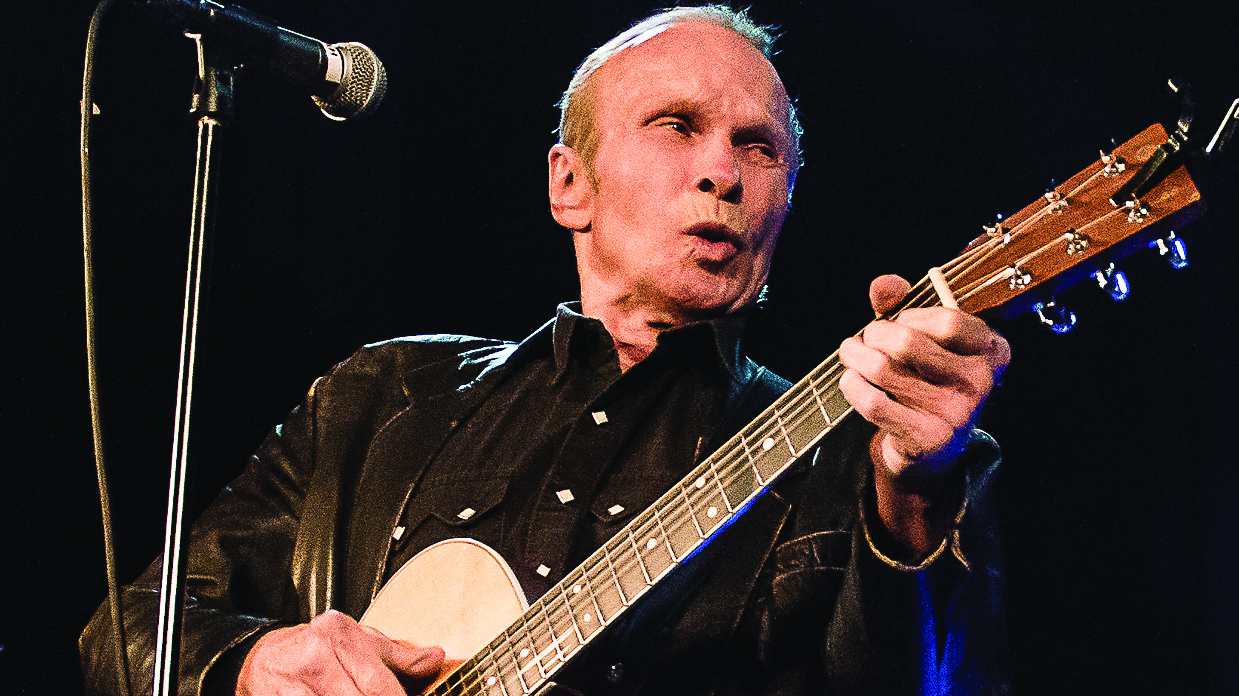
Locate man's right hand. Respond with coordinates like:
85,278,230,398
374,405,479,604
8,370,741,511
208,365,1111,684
237,610,445,695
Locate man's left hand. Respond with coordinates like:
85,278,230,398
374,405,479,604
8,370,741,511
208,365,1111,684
838,274,1010,560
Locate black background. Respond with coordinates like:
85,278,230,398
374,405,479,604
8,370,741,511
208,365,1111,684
4,1,1238,693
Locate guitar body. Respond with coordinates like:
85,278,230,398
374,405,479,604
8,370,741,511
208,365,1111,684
361,539,528,689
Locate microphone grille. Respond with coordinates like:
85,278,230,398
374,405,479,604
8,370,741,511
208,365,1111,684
314,42,387,121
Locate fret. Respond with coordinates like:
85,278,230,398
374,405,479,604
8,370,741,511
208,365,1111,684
552,584,585,651
540,598,566,666
686,462,729,536
661,496,698,559
775,411,794,454
784,388,831,454
495,639,527,696
636,515,676,582
477,649,505,696
812,381,832,424
652,504,685,562
564,570,604,641
675,481,706,542
720,447,756,512
626,526,653,584
594,551,626,618
540,597,572,663
444,655,480,696
507,622,539,686
458,655,483,694
525,603,554,678
611,534,649,602
820,380,851,422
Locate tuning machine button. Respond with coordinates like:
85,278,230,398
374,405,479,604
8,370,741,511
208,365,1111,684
1093,263,1129,301
1033,301,1077,334
1149,231,1188,269
1100,150,1127,177
1123,197,1150,223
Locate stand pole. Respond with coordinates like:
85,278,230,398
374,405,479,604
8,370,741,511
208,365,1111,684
152,33,233,696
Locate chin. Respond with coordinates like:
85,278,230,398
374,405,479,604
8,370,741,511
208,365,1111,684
662,277,756,318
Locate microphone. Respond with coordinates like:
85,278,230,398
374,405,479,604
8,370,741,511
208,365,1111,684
138,0,386,120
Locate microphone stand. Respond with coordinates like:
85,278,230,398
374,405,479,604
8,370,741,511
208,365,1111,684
152,32,233,696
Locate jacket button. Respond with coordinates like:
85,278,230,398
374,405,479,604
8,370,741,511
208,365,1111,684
606,663,623,683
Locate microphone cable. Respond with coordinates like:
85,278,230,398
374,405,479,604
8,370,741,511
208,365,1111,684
81,1,132,695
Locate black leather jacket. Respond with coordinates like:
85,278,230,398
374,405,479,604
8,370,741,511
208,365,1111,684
81,331,1007,695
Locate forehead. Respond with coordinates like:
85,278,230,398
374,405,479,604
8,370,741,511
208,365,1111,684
590,23,790,133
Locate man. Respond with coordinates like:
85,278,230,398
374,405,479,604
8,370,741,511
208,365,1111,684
83,6,1010,695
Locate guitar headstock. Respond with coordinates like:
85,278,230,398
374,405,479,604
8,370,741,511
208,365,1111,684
936,123,1204,321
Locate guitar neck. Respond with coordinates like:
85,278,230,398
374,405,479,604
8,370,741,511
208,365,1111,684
429,354,855,696
429,121,1205,696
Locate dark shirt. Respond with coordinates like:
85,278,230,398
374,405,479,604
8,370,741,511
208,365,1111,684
385,302,751,602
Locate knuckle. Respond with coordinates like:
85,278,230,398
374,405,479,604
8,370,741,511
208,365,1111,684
870,353,897,386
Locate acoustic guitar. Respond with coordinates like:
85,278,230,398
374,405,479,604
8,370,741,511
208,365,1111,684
361,122,1205,695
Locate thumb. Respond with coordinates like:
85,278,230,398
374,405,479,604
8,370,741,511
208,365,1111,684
363,626,444,678
869,274,911,316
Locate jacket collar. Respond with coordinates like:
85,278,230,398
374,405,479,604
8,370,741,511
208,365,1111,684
542,302,752,384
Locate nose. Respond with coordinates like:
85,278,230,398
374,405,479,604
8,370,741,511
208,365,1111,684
694,140,741,203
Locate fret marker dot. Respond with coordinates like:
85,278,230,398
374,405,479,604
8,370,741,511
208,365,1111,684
536,564,550,577
584,613,592,623
646,538,657,550
695,476,705,488
457,507,476,520
707,506,718,518
556,489,575,504
608,504,625,516
487,677,496,686
592,411,608,425
573,585,581,594
763,437,775,451
519,648,529,658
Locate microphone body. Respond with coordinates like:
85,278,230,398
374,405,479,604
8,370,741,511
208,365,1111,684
139,0,386,119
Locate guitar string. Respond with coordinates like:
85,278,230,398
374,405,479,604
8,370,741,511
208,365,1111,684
440,360,861,694
438,155,1138,694
439,260,1010,695
442,261,1019,694
901,153,1123,312
439,288,951,693
434,365,849,693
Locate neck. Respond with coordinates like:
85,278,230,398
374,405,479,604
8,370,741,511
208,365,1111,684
580,294,677,372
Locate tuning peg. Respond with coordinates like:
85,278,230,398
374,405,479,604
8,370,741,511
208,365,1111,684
1033,301,1077,334
1148,231,1188,269
1093,264,1130,301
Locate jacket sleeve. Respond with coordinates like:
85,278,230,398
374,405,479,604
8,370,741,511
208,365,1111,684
736,420,1008,695
78,337,487,696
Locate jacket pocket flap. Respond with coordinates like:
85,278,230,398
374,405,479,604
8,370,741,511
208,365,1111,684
589,496,639,524
420,475,509,527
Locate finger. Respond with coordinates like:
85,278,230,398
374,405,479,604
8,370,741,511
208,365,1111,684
859,321,995,394
328,620,409,696
870,274,912,316
838,368,957,471
892,308,1011,367
840,337,979,422
362,627,445,679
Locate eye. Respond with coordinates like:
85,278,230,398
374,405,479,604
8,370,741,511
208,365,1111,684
742,142,780,165
652,116,691,135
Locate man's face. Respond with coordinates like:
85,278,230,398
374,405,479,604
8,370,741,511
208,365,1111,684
574,23,795,321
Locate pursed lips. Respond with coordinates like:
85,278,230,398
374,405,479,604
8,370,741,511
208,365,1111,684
683,221,745,261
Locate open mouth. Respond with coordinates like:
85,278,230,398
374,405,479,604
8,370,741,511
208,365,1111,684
684,222,744,260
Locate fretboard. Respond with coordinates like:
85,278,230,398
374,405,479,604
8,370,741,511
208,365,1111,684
429,352,854,696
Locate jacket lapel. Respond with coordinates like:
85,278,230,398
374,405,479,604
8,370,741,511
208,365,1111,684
339,347,522,618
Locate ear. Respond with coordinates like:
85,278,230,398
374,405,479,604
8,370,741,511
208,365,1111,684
548,143,594,231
